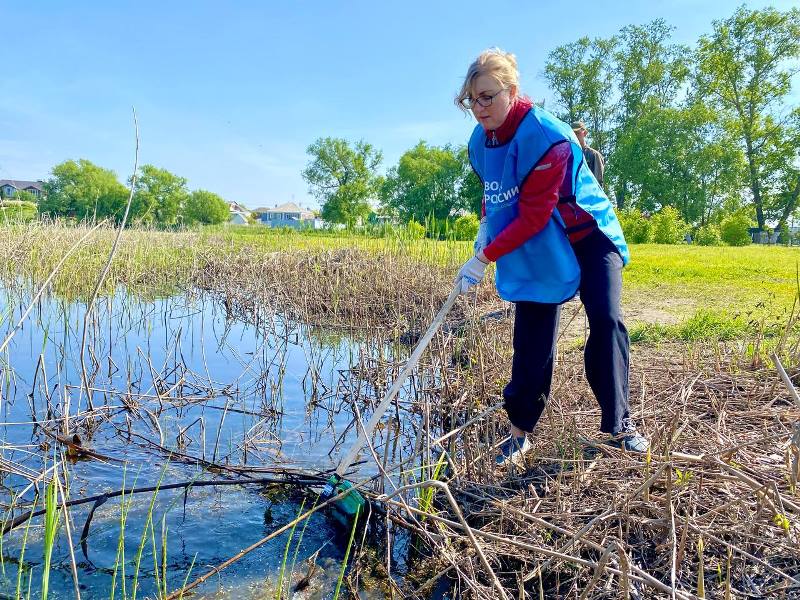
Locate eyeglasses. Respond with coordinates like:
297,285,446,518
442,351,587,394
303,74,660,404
461,88,507,110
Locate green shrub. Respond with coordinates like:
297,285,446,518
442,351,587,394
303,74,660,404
694,224,722,246
0,200,38,223
184,189,228,225
452,213,479,241
720,211,753,246
618,208,652,243
778,222,790,245
651,206,689,244
406,220,425,239
15,190,39,204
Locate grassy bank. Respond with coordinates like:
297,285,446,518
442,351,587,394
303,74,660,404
210,226,800,323
1,222,797,341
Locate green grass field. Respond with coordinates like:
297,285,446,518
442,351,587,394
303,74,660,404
622,244,799,341
625,244,797,309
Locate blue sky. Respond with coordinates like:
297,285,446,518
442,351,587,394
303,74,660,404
1,1,797,210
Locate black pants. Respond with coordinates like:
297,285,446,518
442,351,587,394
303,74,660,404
502,229,630,434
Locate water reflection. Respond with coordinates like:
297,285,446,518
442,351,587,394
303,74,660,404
0,287,395,599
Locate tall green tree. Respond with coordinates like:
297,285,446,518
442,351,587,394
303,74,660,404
40,159,129,222
130,165,189,226
381,142,475,223
768,110,800,233
612,101,744,223
543,20,689,208
543,36,617,156
613,20,689,122
184,189,229,225
696,6,800,230
302,137,382,226
610,20,691,208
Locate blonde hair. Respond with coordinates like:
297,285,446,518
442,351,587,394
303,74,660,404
456,48,520,112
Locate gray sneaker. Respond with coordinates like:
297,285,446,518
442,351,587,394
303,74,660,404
605,418,649,453
495,435,532,466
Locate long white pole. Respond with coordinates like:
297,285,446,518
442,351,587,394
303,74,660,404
333,283,461,479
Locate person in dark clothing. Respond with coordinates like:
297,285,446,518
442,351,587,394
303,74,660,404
571,121,605,187
454,49,648,465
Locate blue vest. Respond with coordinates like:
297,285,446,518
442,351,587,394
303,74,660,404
468,106,629,304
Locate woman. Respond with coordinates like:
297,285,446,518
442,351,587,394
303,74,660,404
454,48,648,465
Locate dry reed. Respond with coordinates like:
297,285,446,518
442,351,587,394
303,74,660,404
1,223,798,599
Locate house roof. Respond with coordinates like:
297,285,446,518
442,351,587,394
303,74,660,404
0,180,44,191
227,201,250,214
262,202,311,214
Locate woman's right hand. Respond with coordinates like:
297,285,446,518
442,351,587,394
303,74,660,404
456,255,488,294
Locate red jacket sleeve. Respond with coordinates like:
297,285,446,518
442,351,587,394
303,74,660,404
483,142,572,262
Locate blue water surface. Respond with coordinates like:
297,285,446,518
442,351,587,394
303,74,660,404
0,286,401,599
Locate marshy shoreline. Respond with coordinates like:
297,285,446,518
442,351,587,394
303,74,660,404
0,222,798,599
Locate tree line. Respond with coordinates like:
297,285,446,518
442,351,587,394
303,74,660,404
32,159,230,226
301,138,480,232
7,6,796,240
302,5,800,242
545,5,799,235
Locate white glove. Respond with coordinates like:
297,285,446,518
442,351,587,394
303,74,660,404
456,256,488,294
473,219,489,254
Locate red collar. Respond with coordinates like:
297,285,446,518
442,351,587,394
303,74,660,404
485,97,533,144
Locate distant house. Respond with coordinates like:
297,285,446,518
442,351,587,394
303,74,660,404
258,202,315,228
228,201,251,217
251,206,272,218
229,211,249,226
0,180,44,199
226,201,251,226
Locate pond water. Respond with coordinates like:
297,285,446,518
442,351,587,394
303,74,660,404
0,286,413,599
